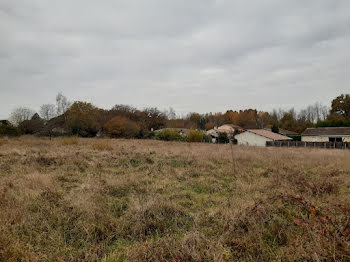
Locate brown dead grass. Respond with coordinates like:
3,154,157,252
91,139,113,151
60,136,79,146
0,137,349,261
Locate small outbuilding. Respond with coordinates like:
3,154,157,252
301,127,350,142
217,124,244,137
0,120,10,126
235,129,292,147
206,129,220,143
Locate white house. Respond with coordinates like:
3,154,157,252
235,129,292,147
301,127,350,142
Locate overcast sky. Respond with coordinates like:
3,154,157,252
1,0,350,119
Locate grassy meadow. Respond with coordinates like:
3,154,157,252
0,137,350,261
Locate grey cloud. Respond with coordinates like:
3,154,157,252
1,0,350,119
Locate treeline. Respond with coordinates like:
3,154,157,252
167,94,350,133
1,93,349,139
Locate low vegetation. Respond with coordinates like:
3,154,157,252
155,129,183,141
0,137,349,261
187,130,204,143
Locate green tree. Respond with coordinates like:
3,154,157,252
217,132,229,144
155,129,183,141
0,125,20,136
271,124,279,134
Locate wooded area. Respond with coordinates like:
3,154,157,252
1,93,350,139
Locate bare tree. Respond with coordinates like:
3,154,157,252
256,111,270,128
320,105,329,121
56,92,71,115
164,107,176,120
299,102,329,123
40,104,57,121
9,107,35,126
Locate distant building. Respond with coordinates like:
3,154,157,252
235,129,292,147
217,124,244,137
264,128,298,137
0,120,10,126
301,127,350,142
206,129,220,143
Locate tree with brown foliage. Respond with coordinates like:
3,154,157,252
65,102,99,137
237,109,258,128
330,94,350,120
104,116,140,138
205,122,214,131
142,107,167,131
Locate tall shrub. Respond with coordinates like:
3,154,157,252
155,129,183,141
187,130,204,143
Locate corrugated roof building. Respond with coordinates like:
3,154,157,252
301,127,350,142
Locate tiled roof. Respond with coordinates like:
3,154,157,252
302,127,350,136
247,129,293,141
218,124,244,131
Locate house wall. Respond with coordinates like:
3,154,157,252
302,136,328,142
302,136,350,142
235,131,272,147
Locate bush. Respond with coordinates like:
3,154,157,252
289,135,301,141
155,129,183,141
217,132,229,144
187,130,204,143
271,124,279,133
104,117,140,138
0,125,20,137
137,129,154,139
203,134,211,143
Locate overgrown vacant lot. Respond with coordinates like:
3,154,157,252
0,137,349,262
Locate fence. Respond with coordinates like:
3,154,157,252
266,141,350,149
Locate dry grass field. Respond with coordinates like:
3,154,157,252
0,137,350,261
